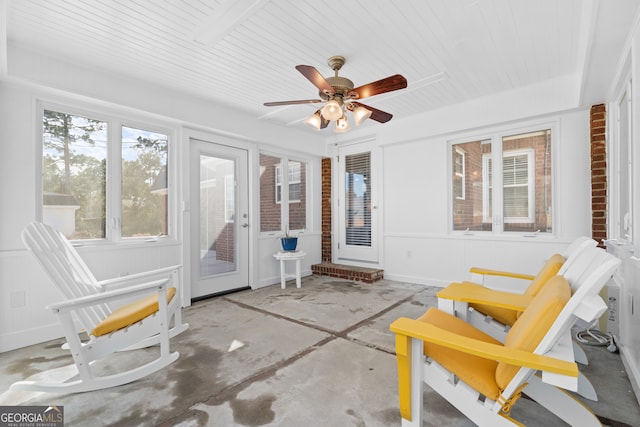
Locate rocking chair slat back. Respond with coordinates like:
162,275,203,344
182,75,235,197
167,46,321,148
22,222,110,331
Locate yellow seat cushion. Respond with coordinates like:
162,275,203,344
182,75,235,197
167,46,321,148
92,287,176,337
419,308,503,400
470,253,565,325
418,275,570,400
495,276,570,389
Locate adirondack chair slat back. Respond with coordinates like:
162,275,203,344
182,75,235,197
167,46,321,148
557,237,598,282
534,248,619,358
496,247,619,401
561,246,602,293
22,222,111,332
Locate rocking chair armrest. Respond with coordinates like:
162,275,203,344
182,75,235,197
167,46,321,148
98,265,182,290
469,267,536,281
437,282,534,311
390,317,577,376
47,279,170,313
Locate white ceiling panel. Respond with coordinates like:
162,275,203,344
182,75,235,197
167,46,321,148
6,0,640,133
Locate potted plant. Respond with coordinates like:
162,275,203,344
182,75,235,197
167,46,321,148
280,227,298,251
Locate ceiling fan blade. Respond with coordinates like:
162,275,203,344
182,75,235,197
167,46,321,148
352,74,407,99
264,99,323,107
296,65,335,96
351,102,393,123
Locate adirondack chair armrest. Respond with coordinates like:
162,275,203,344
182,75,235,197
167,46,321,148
390,317,577,376
47,279,170,313
468,267,536,281
437,282,534,311
390,316,577,422
99,265,182,290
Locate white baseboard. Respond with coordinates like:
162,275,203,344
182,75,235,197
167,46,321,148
382,273,449,288
0,323,63,353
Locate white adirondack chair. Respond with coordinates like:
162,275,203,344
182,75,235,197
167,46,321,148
10,221,189,393
390,248,620,427
467,236,597,289
438,244,604,400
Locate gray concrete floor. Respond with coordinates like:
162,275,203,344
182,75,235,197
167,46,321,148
0,275,639,426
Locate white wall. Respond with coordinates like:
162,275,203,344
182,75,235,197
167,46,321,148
380,110,590,286
326,74,592,286
0,45,326,352
0,39,613,355
318,63,593,282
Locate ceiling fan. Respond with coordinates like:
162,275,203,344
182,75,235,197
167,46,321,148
263,56,407,132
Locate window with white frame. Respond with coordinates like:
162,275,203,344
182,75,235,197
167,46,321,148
451,128,552,234
483,150,535,223
41,106,170,240
260,154,307,233
275,161,301,203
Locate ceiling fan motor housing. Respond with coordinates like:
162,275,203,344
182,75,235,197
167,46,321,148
320,76,355,100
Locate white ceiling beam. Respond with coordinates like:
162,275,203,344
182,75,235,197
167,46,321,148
192,0,270,46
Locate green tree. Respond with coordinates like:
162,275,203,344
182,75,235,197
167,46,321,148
43,110,106,194
121,135,168,237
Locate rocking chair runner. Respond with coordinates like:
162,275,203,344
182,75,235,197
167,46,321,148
390,249,620,426
10,222,189,393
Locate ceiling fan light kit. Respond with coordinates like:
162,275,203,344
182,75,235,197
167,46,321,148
264,55,407,132
352,105,372,126
304,110,323,130
320,99,343,121
335,115,350,133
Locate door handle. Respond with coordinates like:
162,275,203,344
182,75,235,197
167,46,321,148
241,223,249,228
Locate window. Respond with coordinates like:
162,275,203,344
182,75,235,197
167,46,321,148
42,107,170,240
483,150,534,224
345,152,371,246
224,175,235,223
451,128,552,234
121,126,168,238
260,153,307,233
275,161,301,203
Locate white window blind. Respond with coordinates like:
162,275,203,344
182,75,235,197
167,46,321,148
503,151,534,221
345,152,371,247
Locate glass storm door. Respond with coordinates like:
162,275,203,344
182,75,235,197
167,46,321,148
190,139,249,299
337,146,379,264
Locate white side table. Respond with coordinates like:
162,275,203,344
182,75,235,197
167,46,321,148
273,251,307,289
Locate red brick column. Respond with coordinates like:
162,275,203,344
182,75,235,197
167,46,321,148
321,157,332,262
590,104,607,246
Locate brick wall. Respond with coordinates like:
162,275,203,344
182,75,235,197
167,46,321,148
590,104,607,246
321,157,332,262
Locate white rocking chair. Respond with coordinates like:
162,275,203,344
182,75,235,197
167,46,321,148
10,221,189,393
390,248,620,426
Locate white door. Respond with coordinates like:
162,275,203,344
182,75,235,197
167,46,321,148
190,139,249,299
337,145,380,264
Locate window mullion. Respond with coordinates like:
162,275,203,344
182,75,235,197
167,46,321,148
109,120,122,242
281,158,289,232
492,135,504,232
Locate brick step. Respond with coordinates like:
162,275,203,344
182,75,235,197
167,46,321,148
311,262,384,284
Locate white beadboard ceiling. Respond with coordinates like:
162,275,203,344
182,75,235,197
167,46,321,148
5,0,640,132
